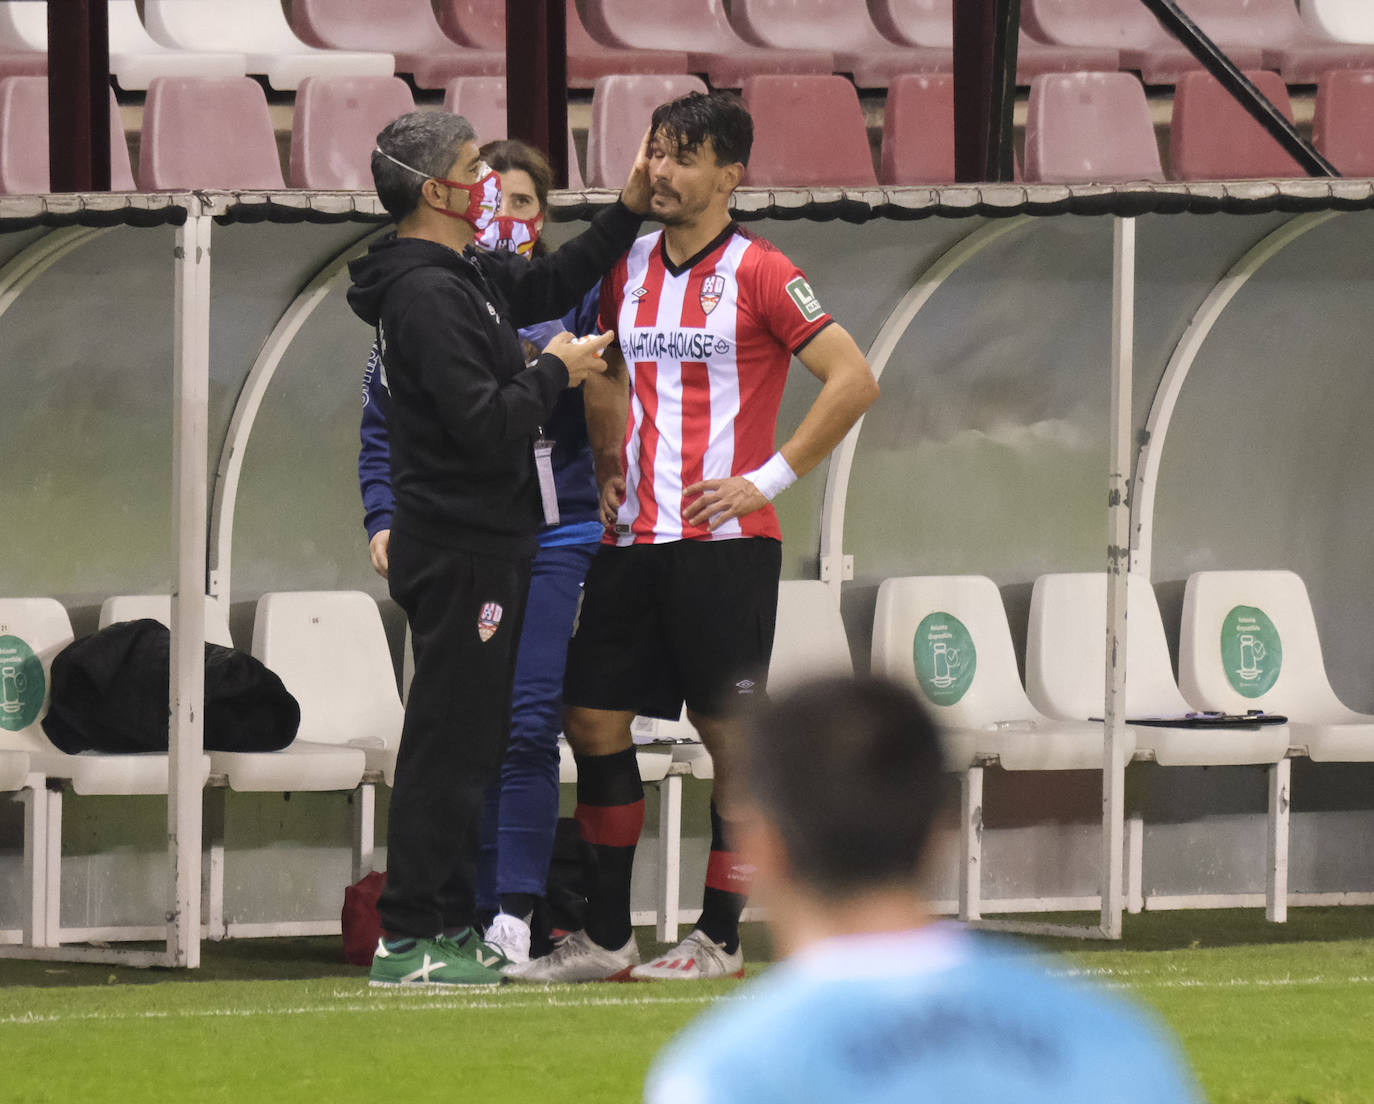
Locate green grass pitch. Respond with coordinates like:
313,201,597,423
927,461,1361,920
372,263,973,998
2,908,1372,1104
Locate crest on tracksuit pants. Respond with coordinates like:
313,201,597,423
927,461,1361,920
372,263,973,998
477,602,503,643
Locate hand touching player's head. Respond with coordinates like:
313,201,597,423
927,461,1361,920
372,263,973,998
736,677,948,898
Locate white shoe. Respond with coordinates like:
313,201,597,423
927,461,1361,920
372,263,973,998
630,930,744,981
484,913,531,965
504,929,640,983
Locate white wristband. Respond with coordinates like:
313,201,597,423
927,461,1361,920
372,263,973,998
743,452,797,501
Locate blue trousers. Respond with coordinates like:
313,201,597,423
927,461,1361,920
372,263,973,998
476,541,598,914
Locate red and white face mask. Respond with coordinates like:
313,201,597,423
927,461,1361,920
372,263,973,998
476,214,541,257
375,147,502,233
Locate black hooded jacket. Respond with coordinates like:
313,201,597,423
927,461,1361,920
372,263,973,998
346,200,641,557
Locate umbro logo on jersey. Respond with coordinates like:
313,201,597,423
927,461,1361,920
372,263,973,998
631,286,649,299
477,601,503,642
699,274,727,315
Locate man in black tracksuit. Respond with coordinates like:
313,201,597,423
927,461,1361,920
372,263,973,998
347,110,648,986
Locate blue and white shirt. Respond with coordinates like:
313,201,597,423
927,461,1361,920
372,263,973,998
645,925,1201,1104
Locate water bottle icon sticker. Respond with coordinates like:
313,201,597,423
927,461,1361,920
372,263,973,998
913,612,977,705
1236,633,1265,682
1220,606,1281,698
0,665,21,714
930,641,959,689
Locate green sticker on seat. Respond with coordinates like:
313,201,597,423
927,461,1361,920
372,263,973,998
0,634,44,731
1220,605,1281,698
913,612,976,706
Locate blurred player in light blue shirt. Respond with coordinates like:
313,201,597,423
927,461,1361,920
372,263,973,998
644,676,1201,1104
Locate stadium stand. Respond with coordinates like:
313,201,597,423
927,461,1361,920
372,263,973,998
1023,0,1263,84
1180,571,1374,763
1024,71,1164,183
878,73,955,184
142,0,393,90
0,76,135,193
1300,0,1374,44
740,74,878,187
1026,573,1292,917
288,0,501,88
434,0,689,86
867,0,1120,83
0,597,213,946
578,0,833,87
728,0,952,88
871,576,1129,919
1179,0,1374,84
584,73,707,188
139,76,285,191
0,1,247,90
442,76,584,186
1313,69,1374,176
288,76,416,189
1169,69,1304,180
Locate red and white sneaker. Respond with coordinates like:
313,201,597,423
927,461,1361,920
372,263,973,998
630,930,744,981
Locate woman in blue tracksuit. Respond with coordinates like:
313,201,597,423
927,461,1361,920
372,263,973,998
358,139,603,963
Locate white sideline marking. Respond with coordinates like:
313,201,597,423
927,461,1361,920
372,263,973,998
1054,968,1374,992
0,990,723,1028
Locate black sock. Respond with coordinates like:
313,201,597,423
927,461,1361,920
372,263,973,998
574,746,644,951
499,893,539,924
696,799,748,954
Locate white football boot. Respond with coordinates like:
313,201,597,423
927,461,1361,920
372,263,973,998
630,930,744,981
504,929,641,982
483,912,532,965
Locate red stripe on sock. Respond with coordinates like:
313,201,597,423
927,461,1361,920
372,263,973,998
576,800,645,849
706,850,753,896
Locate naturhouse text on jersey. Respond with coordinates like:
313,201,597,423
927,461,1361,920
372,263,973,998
621,329,732,361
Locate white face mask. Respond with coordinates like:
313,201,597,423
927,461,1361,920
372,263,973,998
475,215,541,257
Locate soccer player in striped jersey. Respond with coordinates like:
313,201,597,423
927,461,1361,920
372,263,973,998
507,90,880,984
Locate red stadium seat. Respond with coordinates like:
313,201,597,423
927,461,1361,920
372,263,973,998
288,76,416,189
139,76,285,191
435,0,688,87
1169,69,1304,180
443,77,585,188
728,0,951,88
869,0,1119,83
1025,72,1163,183
879,73,954,184
1024,0,1263,84
289,0,502,88
0,76,135,193
740,74,877,187
585,74,708,188
579,0,832,88
1313,69,1374,177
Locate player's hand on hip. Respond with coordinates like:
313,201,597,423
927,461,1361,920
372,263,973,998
683,477,768,531
544,330,615,387
369,529,390,579
600,475,626,527
620,127,653,215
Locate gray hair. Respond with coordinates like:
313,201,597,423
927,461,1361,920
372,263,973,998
371,111,478,221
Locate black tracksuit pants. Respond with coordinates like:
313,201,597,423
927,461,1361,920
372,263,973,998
378,527,532,939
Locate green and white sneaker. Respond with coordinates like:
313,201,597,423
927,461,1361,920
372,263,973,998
368,934,507,988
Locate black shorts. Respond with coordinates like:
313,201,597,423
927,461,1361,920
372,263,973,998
562,538,782,720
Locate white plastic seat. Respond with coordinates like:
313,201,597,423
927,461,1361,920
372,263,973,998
872,575,1125,921
1180,570,1374,764
0,597,211,947
99,593,234,647
1301,0,1374,44
1027,574,1290,767
0,1,248,90
1027,572,1293,920
143,0,392,90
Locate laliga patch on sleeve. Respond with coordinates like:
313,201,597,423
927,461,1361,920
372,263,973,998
785,276,824,322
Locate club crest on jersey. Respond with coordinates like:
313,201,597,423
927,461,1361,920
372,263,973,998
699,274,726,315
477,602,503,643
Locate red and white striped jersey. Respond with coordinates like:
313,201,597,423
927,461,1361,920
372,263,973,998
599,224,833,546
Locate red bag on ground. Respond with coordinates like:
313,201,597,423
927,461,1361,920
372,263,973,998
342,870,386,966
